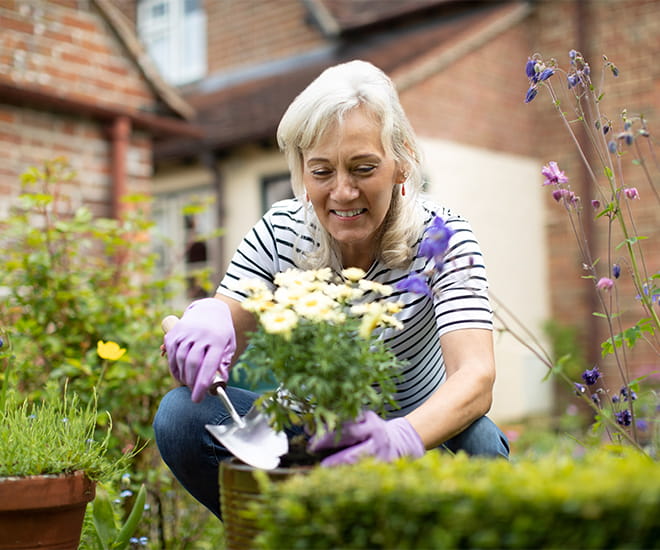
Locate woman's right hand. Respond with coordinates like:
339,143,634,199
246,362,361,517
163,298,237,402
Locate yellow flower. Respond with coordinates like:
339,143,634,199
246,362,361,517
261,307,299,339
341,267,366,281
97,340,126,361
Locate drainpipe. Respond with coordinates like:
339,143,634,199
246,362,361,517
109,116,131,220
577,0,599,367
201,149,225,276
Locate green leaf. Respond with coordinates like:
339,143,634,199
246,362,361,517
113,484,147,549
616,236,648,250
601,318,654,356
91,490,117,550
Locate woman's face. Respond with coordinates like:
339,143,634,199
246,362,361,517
301,107,402,269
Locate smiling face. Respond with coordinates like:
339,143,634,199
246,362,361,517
302,107,402,269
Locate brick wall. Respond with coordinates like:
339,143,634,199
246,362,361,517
0,1,156,218
205,0,326,75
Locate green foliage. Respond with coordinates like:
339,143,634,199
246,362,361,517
0,158,177,449
543,320,587,381
0,381,130,481
0,159,216,548
84,483,147,549
254,449,660,549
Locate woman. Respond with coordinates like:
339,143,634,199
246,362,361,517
154,60,509,518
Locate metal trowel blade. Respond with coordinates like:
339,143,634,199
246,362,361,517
205,407,288,470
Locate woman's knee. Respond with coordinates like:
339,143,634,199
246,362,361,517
443,416,510,458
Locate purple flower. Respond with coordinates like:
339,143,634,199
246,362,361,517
538,68,554,81
567,73,579,89
574,382,586,395
581,366,601,386
525,58,537,79
396,273,431,297
615,409,632,426
612,264,621,279
608,140,618,153
596,277,614,291
541,161,569,185
524,86,538,103
591,199,600,210
620,387,637,402
624,187,639,200
418,216,455,269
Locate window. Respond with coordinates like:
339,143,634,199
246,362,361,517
151,188,219,306
261,173,293,213
137,0,206,86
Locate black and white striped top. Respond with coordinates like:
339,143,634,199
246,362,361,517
217,198,492,417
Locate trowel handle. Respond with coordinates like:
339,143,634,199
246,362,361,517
212,382,246,429
161,315,245,428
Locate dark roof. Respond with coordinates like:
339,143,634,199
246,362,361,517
154,1,517,161
306,0,454,35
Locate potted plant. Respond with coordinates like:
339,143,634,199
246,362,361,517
0,332,136,550
218,267,405,548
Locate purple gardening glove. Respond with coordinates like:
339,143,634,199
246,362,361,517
164,298,236,403
308,410,425,467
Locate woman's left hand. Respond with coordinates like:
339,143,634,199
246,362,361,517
308,410,425,466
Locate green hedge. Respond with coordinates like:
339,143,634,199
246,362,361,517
254,449,660,549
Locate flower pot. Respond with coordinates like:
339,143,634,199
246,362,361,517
0,471,95,549
220,459,309,550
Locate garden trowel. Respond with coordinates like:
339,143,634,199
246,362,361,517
161,315,288,470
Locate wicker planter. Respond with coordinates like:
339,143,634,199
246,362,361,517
221,459,309,550
0,471,95,550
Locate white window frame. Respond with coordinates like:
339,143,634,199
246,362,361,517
137,0,207,86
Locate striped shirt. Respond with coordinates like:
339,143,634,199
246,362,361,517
217,198,492,417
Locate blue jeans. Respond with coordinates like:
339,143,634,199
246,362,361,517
153,386,509,519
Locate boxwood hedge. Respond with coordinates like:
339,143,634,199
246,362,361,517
253,448,659,549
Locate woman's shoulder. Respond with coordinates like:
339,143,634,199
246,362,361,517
262,198,307,226
418,197,464,224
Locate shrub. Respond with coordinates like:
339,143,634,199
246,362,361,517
254,449,660,549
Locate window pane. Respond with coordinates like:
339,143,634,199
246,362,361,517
184,0,201,14
152,2,168,18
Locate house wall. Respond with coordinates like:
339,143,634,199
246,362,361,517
0,1,156,218
398,20,553,420
205,0,327,75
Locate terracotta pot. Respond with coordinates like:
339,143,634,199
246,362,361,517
220,459,309,550
0,471,96,550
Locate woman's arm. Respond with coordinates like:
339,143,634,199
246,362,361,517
405,328,496,449
214,293,257,364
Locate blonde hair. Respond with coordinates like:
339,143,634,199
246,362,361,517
277,60,425,270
